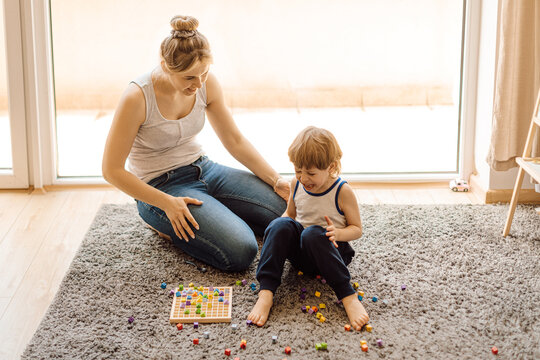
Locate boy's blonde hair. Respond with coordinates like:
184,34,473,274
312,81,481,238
288,126,342,176
160,15,213,73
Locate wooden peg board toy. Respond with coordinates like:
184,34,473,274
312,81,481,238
170,286,233,324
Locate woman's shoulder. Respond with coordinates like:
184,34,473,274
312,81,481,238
122,82,146,107
114,82,146,127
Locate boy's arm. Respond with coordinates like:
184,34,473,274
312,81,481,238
282,177,297,219
327,183,362,242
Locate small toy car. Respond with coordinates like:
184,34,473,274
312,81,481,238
449,178,470,192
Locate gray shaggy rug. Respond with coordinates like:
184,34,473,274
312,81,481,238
22,204,540,359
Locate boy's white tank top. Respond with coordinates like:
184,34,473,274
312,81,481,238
293,177,348,229
128,70,206,183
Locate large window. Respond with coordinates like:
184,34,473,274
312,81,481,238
0,2,11,170
50,0,465,178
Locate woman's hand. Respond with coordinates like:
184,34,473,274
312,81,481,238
163,196,203,242
274,177,291,201
324,215,339,248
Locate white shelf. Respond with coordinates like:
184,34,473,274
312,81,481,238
516,157,540,183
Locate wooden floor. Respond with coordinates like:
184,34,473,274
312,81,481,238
0,184,481,359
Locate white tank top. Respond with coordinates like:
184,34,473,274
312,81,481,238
293,177,348,228
128,70,206,183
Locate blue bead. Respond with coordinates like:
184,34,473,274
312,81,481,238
372,296,378,302
358,295,363,301
161,282,167,289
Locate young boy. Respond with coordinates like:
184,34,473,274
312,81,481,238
248,126,369,330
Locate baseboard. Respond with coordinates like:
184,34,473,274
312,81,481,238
468,174,488,204
469,174,540,204
486,189,540,204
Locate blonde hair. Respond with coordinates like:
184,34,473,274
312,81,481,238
160,15,213,72
288,126,342,176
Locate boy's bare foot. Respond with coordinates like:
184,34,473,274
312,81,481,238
247,289,273,326
342,293,370,331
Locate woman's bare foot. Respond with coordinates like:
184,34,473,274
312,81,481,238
146,224,171,241
342,293,370,331
247,290,273,326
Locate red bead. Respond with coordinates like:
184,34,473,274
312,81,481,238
193,338,199,345
176,323,183,330
491,346,498,355
224,348,231,356
284,346,292,354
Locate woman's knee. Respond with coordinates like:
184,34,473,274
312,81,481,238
137,201,174,235
221,233,258,272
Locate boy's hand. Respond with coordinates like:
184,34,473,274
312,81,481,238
324,216,339,248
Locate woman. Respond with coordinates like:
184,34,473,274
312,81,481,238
102,15,289,271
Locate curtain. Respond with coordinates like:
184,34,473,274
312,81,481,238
487,0,540,171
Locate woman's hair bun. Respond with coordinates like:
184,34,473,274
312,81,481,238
170,15,199,32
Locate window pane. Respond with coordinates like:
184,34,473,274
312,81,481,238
51,0,464,177
0,3,12,170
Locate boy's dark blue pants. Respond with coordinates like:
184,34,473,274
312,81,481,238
256,217,356,300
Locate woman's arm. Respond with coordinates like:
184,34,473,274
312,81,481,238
102,84,201,241
325,183,362,242
102,83,166,206
282,177,298,218
205,73,289,200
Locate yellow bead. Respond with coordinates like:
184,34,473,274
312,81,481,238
365,324,373,332
358,291,365,297
319,303,326,309
298,271,303,275
360,340,367,346
319,316,326,323
315,291,321,297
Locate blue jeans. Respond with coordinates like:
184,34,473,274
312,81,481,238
256,217,356,300
136,156,286,272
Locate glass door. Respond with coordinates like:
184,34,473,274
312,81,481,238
49,0,467,180
0,0,28,188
